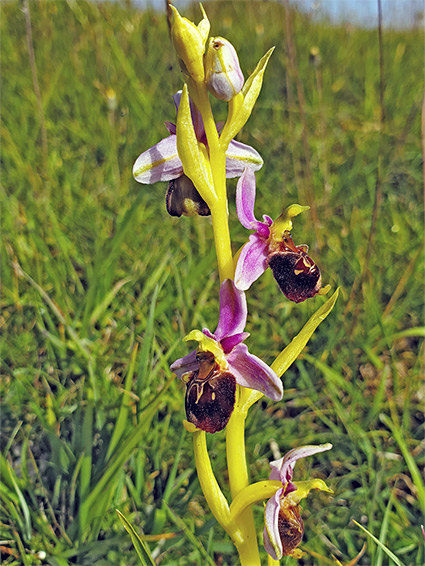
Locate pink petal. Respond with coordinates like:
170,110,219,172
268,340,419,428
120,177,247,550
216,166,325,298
225,140,263,178
214,279,247,341
236,168,258,228
269,444,333,483
263,488,284,560
164,121,176,134
133,135,183,183
234,234,269,291
170,349,198,380
226,343,283,401
220,332,250,354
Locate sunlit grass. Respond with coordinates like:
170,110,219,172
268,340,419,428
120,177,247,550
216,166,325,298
1,1,423,565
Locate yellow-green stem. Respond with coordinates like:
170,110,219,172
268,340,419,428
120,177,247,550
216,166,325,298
235,537,262,566
188,81,232,281
192,432,234,532
226,387,261,565
187,79,260,564
210,201,234,281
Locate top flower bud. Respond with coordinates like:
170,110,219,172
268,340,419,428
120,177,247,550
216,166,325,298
170,5,210,83
204,37,244,101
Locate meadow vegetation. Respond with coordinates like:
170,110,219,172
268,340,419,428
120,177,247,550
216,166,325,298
1,1,423,564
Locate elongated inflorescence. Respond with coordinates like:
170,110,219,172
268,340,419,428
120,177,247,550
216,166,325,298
133,5,337,563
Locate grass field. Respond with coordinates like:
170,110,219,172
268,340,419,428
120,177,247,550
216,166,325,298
1,1,424,564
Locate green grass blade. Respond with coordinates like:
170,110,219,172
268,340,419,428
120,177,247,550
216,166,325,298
78,391,94,537
116,510,156,566
106,343,139,461
380,414,425,511
76,376,174,536
137,286,159,398
353,520,406,566
164,503,216,566
2,459,32,541
375,487,396,566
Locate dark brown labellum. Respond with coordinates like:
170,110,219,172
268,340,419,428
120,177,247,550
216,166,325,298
267,231,321,303
278,505,304,556
166,174,211,217
184,351,236,433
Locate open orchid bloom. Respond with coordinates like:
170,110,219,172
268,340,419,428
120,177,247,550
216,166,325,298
170,279,283,432
235,168,323,303
263,443,333,560
133,92,263,187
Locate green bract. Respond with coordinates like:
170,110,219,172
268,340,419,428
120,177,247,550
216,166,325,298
176,85,216,206
220,47,275,148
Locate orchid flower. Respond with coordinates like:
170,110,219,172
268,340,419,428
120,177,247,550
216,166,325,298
170,279,283,433
263,443,333,560
235,167,323,303
133,92,263,188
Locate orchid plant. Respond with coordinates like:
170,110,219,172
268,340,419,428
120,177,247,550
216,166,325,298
133,5,338,564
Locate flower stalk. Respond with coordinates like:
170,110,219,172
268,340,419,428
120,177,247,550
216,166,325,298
132,5,338,564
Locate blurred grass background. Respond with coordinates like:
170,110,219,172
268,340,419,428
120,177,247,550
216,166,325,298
1,0,423,564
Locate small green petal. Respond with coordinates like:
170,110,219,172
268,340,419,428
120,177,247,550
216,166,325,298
270,204,310,242
220,47,275,148
183,330,227,368
286,479,333,506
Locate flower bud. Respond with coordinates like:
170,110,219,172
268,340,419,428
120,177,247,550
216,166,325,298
166,175,211,217
170,5,208,82
205,37,244,101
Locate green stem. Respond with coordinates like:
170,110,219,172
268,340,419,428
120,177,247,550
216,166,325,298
189,81,232,281
210,200,234,281
187,79,260,564
226,387,261,565
192,430,243,542
230,480,282,522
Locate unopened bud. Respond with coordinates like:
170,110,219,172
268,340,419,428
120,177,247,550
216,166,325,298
170,5,208,82
166,175,211,217
205,37,244,101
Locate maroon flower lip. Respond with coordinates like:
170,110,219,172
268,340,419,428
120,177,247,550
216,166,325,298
234,168,322,303
267,231,322,303
263,443,333,560
166,174,211,217
184,352,236,433
276,506,304,556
